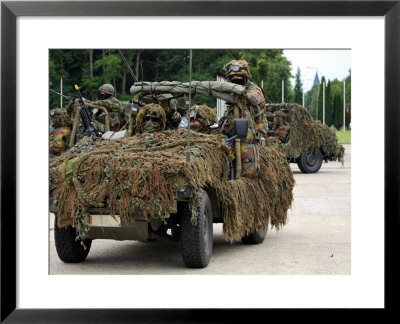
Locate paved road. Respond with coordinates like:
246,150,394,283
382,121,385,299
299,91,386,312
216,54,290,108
49,144,351,275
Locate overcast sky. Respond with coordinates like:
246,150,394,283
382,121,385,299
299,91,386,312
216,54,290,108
283,49,352,92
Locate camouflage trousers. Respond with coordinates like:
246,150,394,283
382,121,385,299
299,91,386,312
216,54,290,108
93,113,121,132
276,125,289,143
240,129,260,178
49,126,71,157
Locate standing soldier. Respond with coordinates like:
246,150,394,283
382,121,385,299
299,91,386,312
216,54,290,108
49,108,72,157
83,84,122,132
221,60,266,177
224,60,269,136
223,60,265,119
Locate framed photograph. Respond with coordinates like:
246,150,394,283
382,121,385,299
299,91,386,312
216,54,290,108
1,0,398,322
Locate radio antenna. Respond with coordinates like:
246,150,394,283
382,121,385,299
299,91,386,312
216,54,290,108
117,49,138,83
186,49,193,163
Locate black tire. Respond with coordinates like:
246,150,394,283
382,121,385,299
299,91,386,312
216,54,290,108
241,222,268,244
297,148,323,174
54,215,92,263
171,224,180,241
180,191,213,268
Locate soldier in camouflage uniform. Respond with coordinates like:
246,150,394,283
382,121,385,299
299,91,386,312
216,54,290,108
49,108,72,157
273,110,290,143
135,103,167,134
189,104,218,133
223,60,266,122
221,60,267,177
133,93,181,131
83,84,122,132
158,95,182,129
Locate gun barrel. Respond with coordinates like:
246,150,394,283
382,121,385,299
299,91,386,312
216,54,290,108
73,84,102,137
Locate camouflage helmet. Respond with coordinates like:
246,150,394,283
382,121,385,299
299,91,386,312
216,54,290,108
170,111,182,127
189,104,218,132
49,108,71,127
98,84,115,96
274,110,287,128
265,111,275,123
274,110,287,118
223,60,252,79
136,103,167,133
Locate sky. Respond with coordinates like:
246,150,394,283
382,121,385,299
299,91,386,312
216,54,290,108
283,49,352,92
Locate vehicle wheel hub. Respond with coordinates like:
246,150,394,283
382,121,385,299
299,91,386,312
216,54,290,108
306,152,316,165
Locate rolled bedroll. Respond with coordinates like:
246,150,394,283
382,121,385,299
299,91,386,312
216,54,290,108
130,81,246,104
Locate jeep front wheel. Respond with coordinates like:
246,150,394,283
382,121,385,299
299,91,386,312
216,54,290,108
180,191,213,268
54,215,92,263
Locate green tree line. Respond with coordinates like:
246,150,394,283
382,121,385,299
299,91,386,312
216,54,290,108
49,49,351,129
296,69,351,130
49,49,293,108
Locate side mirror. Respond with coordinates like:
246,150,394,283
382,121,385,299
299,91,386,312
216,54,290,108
233,118,248,139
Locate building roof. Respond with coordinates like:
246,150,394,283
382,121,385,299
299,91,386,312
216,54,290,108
313,72,320,85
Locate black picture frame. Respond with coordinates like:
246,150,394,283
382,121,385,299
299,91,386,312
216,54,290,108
1,0,398,322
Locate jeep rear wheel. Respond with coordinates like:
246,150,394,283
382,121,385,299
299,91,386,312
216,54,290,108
297,148,323,173
241,222,268,244
54,216,92,263
180,191,213,268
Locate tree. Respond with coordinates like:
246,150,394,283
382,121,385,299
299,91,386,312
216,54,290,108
345,69,351,128
317,76,326,122
293,67,303,105
310,85,319,120
49,49,296,109
325,80,334,126
238,49,293,102
345,69,351,104
329,79,344,129
304,84,319,117
333,93,344,129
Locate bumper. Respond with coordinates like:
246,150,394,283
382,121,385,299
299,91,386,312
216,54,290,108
50,187,193,241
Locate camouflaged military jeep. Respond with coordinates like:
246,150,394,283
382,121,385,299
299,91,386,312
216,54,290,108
49,82,295,268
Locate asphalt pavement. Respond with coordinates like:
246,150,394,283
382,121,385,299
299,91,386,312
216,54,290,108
49,144,351,275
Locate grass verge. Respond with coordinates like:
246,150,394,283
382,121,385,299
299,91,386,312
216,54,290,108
336,130,351,143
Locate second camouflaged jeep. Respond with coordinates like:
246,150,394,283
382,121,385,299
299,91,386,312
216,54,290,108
265,103,345,173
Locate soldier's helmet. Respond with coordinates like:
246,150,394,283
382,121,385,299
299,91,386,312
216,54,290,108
98,84,115,96
265,111,275,123
170,111,182,128
136,103,167,133
223,60,252,80
273,110,287,117
189,104,218,133
50,108,71,128
273,110,287,127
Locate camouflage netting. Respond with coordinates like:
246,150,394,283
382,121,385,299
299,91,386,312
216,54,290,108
49,129,294,243
265,103,345,162
50,108,71,127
